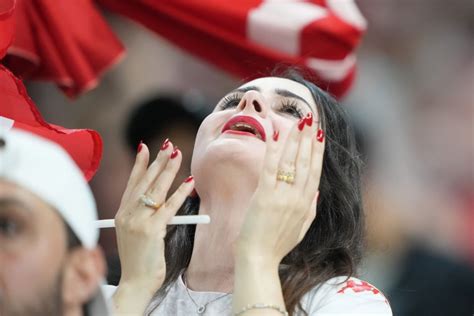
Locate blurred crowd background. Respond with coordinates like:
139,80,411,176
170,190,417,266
24,0,473,314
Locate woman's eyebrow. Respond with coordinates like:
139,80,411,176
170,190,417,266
275,89,314,112
230,86,315,113
234,86,260,93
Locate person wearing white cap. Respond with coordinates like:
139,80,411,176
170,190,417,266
0,124,109,316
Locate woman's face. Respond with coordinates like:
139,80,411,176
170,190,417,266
191,77,319,183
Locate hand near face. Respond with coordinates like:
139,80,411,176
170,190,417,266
236,113,324,267
112,140,194,314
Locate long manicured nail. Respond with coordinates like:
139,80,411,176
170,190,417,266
272,130,279,141
161,138,170,150
170,147,179,159
298,118,306,131
184,175,194,183
305,112,313,127
137,141,143,153
316,129,325,142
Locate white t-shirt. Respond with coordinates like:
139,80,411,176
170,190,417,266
105,275,392,315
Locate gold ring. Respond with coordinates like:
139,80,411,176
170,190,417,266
139,194,160,210
276,169,296,184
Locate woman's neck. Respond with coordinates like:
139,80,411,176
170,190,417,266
185,170,257,293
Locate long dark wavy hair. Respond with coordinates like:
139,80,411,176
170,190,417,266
146,69,365,315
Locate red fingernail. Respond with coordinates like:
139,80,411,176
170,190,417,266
272,130,279,141
305,112,313,127
184,175,194,183
298,118,306,131
137,141,143,153
316,129,325,142
161,138,170,150
170,147,179,159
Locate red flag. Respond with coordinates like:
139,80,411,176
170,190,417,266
2,0,365,98
98,0,366,98
0,64,103,180
3,0,125,98
0,0,15,59
0,3,102,180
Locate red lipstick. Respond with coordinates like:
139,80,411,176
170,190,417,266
221,115,267,142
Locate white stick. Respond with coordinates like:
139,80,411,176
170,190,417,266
94,215,210,229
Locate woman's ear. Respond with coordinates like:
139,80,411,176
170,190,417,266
62,247,106,309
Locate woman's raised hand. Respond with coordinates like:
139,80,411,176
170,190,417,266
236,113,324,267
112,140,194,314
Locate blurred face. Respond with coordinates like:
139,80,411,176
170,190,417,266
191,77,318,182
0,181,67,316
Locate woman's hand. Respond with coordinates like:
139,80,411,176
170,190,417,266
232,115,324,315
112,140,194,315
236,114,324,267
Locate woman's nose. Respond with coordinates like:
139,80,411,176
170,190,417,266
238,91,267,117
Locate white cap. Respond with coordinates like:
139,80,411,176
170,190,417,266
0,122,109,315
0,123,98,248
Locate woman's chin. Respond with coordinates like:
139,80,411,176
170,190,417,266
192,139,264,176
211,137,264,162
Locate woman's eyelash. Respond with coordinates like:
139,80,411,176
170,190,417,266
220,94,242,110
279,100,304,118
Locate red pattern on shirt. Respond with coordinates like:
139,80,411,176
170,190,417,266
337,280,380,295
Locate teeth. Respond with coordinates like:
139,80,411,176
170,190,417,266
230,122,261,139
233,123,255,131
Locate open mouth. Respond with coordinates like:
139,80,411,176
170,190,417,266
221,115,266,141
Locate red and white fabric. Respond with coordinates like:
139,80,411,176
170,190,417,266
0,66,103,180
0,0,102,180
2,0,125,98
1,0,365,98
99,0,366,98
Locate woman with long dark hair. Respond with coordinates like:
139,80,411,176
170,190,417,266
110,70,392,316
